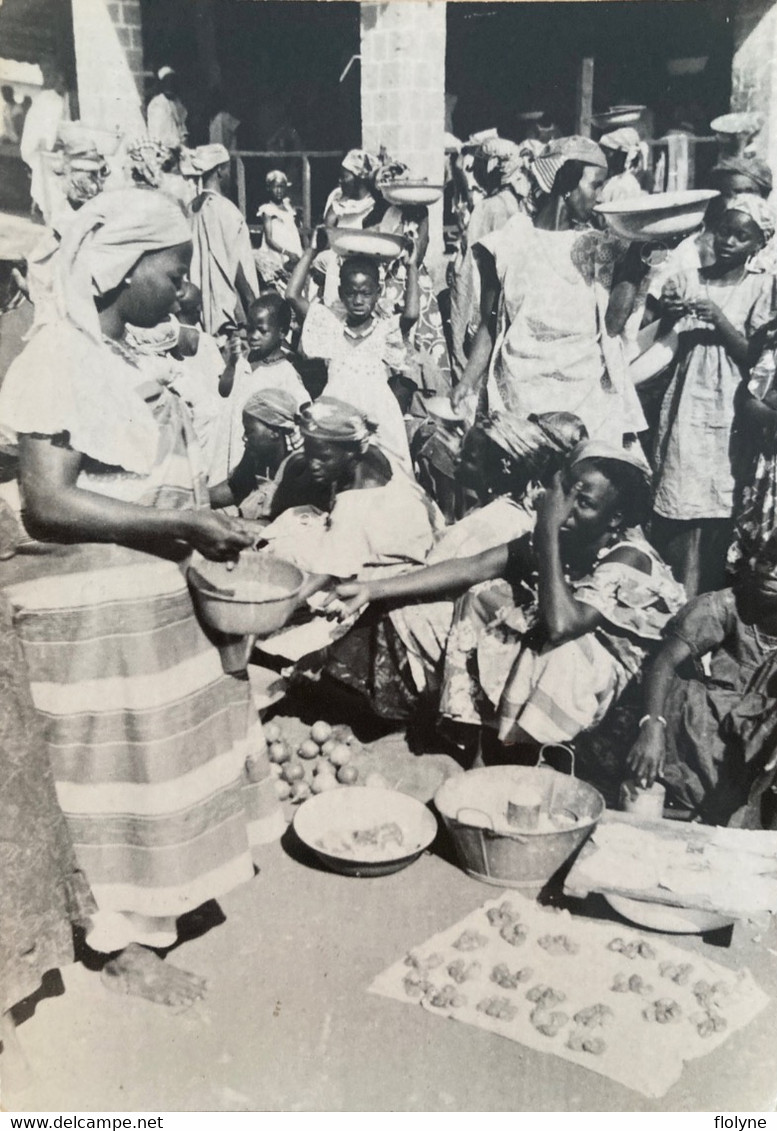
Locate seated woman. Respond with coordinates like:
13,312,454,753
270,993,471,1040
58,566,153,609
259,397,441,594
209,388,305,520
334,442,684,768
323,411,587,722
627,530,777,828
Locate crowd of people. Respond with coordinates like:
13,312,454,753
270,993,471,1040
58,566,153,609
5,78,777,1060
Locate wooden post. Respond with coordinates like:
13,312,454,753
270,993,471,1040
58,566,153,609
576,57,595,138
302,153,312,232
236,155,247,220
666,133,691,192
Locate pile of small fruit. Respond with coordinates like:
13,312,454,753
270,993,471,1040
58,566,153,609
265,719,389,803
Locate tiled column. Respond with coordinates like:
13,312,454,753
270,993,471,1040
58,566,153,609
731,0,777,187
360,0,446,275
71,0,146,134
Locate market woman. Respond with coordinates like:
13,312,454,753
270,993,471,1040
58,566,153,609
323,149,380,231
627,530,777,828
452,136,647,443
322,410,587,722
259,396,440,582
334,442,684,770
0,189,281,1009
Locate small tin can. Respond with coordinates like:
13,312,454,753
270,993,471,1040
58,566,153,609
620,779,665,819
506,786,543,831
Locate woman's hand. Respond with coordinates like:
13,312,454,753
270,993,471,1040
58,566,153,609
328,580,371,619
185,510,254,561
451,376,478,410
535,471,574,537
626,721,666,788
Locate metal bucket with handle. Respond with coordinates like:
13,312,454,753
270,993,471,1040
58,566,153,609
433,747,605,888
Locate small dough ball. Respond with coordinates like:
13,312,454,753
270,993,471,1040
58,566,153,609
264,722,282,744
310,720,333,745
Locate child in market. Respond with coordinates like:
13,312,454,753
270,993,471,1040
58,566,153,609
285,227,420,472
211,292,309,481
647,196,777,597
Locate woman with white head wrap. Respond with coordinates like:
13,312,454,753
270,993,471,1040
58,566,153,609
598,127,649,203
0,187,282,1008
651,194,777,596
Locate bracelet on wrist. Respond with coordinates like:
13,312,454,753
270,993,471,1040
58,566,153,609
638,714,667,729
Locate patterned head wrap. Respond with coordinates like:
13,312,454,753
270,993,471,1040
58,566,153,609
477,410,587,477
531,135,607,196
298,397,378,453
461,128,499,153
598,127,648,173
712,155,773,196
725,194,776,242
341,149,380,181
55,142,109,206
180,143,230,179
243,388,299,431
530,412,589,454
125,137,176,189
56,187,192,340
480,138,524,186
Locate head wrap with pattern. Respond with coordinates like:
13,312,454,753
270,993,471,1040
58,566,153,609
298,397,378,453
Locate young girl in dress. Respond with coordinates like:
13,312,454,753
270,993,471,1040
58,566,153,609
255,170,303,290
649,195,777,596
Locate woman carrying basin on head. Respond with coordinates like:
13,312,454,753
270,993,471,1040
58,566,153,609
452,136,647,444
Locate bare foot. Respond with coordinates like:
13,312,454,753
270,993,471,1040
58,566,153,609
100,943,207,1010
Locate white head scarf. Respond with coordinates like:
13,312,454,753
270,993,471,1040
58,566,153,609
56,187,192,340
726,193,776,243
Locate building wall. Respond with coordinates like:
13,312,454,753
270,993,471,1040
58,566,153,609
731,0,777,185
360,0,446,270
71,0,145,134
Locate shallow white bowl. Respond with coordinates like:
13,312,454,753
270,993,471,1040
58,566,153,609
293,786,438,877
595,189,719,240
327,228,406,261
592,105,646,128
380,182,443,207
605,893,734,935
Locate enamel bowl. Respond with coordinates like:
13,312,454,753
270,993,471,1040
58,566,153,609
326,228,406,261
595,189,719,240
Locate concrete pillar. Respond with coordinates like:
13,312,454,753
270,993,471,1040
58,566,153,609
360,0,446,275
71,0,146,135
731,0,777,186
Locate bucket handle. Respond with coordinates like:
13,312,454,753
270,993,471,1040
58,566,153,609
537,743,576,778
453,806,533,845
454,806,495,831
